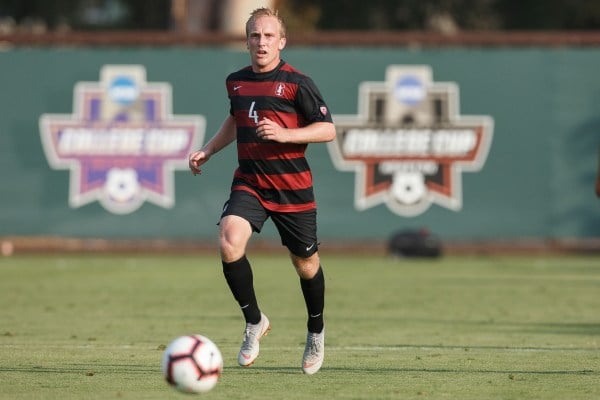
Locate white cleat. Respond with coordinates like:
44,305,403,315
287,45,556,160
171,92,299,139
302,329,324,375
238,313,270,367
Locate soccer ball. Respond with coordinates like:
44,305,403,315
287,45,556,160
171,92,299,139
161,335,223,394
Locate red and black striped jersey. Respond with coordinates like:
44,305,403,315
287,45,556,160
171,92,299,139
226,60,333,212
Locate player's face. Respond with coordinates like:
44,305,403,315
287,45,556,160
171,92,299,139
247,16,286,73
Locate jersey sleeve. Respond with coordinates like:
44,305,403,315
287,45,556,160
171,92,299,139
225,73,236,116
296,76,333,125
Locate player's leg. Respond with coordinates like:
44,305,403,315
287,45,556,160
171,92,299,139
292,252,326,374
219,191,270,366
290,252,324,333
273,210,324,332
219,214,262,324
272,211,325,374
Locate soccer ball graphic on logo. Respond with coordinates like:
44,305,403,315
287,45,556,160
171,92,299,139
161,335,223,394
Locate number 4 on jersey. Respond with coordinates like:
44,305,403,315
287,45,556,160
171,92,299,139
249,101,259,125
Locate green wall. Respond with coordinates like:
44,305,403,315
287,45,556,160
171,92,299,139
1,47,599,241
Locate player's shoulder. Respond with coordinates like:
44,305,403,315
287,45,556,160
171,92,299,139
280,61,304,76
226,66,253,82
280,61,316,87
280,61,310,80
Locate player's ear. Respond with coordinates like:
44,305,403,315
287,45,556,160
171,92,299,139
279,37,286,50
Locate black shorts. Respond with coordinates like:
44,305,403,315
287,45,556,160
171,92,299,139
220,190,319,258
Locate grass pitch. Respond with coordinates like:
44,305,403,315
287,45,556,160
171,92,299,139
0,252,599,399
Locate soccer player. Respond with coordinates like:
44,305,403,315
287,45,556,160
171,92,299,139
188,7,335,375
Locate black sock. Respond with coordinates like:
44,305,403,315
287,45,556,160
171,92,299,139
300,266,325,333
222,256,261,324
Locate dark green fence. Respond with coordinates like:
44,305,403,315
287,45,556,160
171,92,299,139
1,47,598,241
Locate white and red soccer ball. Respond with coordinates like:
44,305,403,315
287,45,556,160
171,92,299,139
161,335,223,394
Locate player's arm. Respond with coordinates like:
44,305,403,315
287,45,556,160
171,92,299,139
257,75,335,144
256,119,335,144
189,115,236,176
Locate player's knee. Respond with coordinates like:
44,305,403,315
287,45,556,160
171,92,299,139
219,234,244,262
219,231,246,262
218,216,252,261
291,253,320,279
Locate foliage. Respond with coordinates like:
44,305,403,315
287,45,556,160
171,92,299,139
283,0,600,30
1,0,600,32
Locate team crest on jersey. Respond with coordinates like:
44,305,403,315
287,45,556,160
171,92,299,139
275,83,285,96
329,65,493,216
39,65,205,214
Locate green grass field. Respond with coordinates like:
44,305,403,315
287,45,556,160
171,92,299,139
1,253,599,399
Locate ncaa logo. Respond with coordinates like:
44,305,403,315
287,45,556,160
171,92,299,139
39,65,206,214
394,75,426,106
108,76,139,105
329,65,494,217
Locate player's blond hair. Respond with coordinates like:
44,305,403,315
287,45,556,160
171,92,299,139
245,7,286,38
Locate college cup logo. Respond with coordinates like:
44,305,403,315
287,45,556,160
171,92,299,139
39,65,205,214
329,65,493,217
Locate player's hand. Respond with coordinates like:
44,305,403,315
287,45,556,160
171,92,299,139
189,150,210,176
256,117,289,143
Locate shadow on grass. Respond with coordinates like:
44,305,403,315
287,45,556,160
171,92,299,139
235,366,597,376
0,363,157,374
392,317,600,336
0,364,596,377
515,322,600,335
